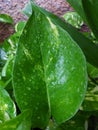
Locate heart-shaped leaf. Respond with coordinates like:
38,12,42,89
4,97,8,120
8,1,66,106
36,4,98,68
12,2,87,127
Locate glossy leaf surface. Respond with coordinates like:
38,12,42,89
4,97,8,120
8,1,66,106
21,1,98,68
82,0,98,40
39,11,87,124
15,21,26,33
0,86,16,123
35,5,98,68
13,2,87,126
12,6,50,129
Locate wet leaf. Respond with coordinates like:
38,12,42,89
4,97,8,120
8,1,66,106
87,63,98,79
0,86,16,123
13,2,87,127
35,4,98,68
39,10,87,124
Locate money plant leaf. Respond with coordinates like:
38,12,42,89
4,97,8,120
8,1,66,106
12,2,87,127
19,1,98,68
34,4,98,68
12,5,50,129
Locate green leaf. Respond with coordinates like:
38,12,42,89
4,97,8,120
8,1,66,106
13,6,50,129
0,86,16,123
81,82,98,111
0,14,13,24
82,0,98,40
58,111,88,130
38,6,98,68
15,21,26,33
38,10,87,124
1,56,13,89
63,11,83,29
13,2,87,126
46,111,88,130
66,0,86,22
0,110,32,130
87,63,98,79
2,56,13,78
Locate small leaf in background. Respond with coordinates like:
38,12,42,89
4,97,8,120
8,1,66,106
0,14,13,24
1,55,13,89
0,86,16,123
81,64,98,111
63,11,83,29
0,110,32,130
82,0,98,40
46,111,89,130
22,2,32,17
2,56,13,78
40,14,87,124
57,111,88,130
87,63,98,79
66,0,86,22
81,81,98,111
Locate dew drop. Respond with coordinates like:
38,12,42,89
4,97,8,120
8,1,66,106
37,116,40,119
27,87,31,91
35,106,38,110
29,79,32,82
36,102,39,106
